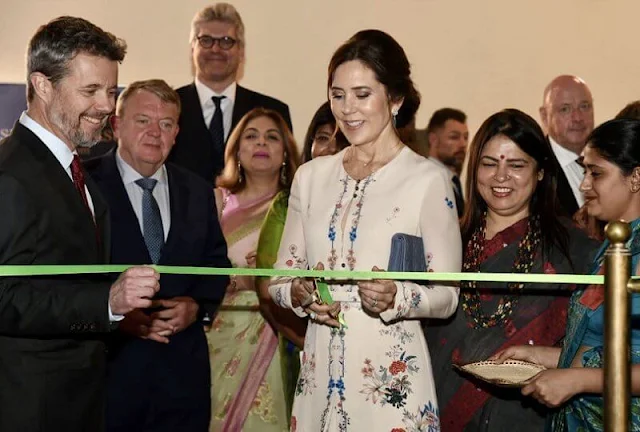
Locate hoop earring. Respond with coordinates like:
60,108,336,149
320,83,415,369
237,160,243,184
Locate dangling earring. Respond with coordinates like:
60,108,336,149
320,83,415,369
392,110,398,128
280,161,287,185
237,159,243,184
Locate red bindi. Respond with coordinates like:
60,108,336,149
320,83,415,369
499,155,505,160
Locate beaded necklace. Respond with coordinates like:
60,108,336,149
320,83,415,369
461,213,542,328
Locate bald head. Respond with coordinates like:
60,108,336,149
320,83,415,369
540,75,594,154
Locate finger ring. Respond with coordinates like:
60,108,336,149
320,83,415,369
372,299,378,308
309,311,317,320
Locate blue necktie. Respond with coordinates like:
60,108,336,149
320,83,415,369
135,178,164,263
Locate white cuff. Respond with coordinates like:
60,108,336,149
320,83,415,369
379,281,412,323
108,303,124,322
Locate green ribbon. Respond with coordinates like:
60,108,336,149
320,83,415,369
0,264,606,284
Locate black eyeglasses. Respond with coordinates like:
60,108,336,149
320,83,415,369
196,35,237,50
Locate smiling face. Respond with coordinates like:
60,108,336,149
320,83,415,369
580,145,639,222
237,115,285,177
192,20,243,88
476,134,542,222
329,60,401,148
44,53,118,149
114,89,179,177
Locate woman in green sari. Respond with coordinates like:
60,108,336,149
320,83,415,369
255,102,348,423
493,118,640,431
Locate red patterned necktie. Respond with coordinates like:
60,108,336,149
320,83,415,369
70,154,91,212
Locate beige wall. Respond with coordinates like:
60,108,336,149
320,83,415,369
1,0,638,142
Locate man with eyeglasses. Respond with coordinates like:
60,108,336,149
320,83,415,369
539,75,595,216
169,3,293,184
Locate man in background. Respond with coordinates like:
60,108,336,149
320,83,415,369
169,2,292,184
427,108,469,217
86,79,231,432
539,74,594,216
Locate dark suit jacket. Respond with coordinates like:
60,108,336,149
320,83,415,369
551,150,580,217
85,151,230,429
168,83,292,184
0,122,112,431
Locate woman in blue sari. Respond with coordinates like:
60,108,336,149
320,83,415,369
493,118,640,431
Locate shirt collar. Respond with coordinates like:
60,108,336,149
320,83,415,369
115,149,168,186
19,111,75,170
428,156,456,179
549,136,580,167
195,78,236,109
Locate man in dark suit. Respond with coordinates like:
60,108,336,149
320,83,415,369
539,74,595,216
427,108,470,218
168,2,292,184
0,17,160,432
86,79,231,432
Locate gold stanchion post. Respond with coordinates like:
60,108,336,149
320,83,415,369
605,221,632,432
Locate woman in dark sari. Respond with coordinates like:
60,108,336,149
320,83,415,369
427,109,598,431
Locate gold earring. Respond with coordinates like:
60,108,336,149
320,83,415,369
237,160,243,183
280,161,287,185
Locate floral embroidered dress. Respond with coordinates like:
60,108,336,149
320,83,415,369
269,147,463,432
207,188,289,432
426,219,597,432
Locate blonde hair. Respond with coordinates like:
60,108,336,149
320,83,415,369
190,3,245,47
116,79,181,116
216,108,300,193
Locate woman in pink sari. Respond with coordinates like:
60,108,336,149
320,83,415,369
206,108,300,431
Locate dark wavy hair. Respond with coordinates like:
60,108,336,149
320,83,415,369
462,109,571,262
216,108,300,193
27,16,127,101
587,118,640,176
615,101,640,121
327,29,420,130
301,102,348,162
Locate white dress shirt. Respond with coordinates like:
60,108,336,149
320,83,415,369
549,137,585,207
18,112,123,321
115,151,171,240
195,78,236,141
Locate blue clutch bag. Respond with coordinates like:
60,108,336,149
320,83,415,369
387,233,427,272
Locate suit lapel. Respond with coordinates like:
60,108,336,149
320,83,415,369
232,85,249,131
85,174,110,262
160,165,187,263
553,154,579,215
99,151,152,263
17,125,100,258
185,83,213,145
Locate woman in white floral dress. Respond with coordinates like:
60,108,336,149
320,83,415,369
269,30,462,432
